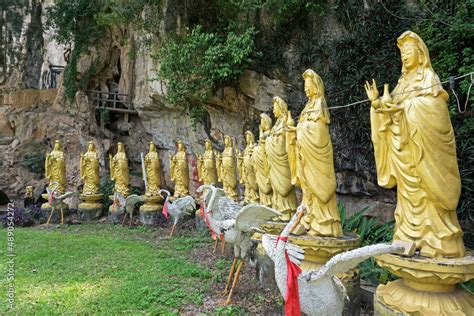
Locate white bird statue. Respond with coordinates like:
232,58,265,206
45,182,79,225
120,194,145,226
196,184,241,255
158,189,196,237
220,203,281,305
262,205,415,316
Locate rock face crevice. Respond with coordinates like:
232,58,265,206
1,1,394,219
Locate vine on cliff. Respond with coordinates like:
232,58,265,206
152,25,258,126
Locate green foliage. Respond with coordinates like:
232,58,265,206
20,140,45,174
152,25,258,126
99,176,114,213
339,203,397,286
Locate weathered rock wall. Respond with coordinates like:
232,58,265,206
0,0,395,219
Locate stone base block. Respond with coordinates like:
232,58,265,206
78,202,102,221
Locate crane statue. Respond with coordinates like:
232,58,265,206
262,205,415,316
196,184,241,255
158,189,196,237
45,182,79,225
220,203,281,305
120,194,145,226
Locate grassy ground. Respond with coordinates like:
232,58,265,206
0,223,283,315
0,224,215,314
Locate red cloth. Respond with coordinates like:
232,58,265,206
203,208,217,240
162,201,169,219
48,191,54,205
277,236,302,316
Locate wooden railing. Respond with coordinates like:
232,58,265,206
87,90,138,114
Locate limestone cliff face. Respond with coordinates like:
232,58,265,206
0,0,394,218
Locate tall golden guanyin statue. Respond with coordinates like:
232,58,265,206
144,142,161,196
80,141,100,195
170,140,189,197
197,139,218,185
365,31,465,258
219,135,239,201
238,131,259,204
253,114,273,207
287,70,343,237
45,140,67,194
265,97,297,221
109,142,129,197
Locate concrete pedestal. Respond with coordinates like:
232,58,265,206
78,193,103,221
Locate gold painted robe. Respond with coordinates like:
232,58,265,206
171,151,189,197
265,119,297,218
240,144,259,204
145,151,161,195
253,140,272,207
371,68,465,258
45,149,66,194
295,98,343,237
80,151,99,195
111,152,129,197
221,147,238,201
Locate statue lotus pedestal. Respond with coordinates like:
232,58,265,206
40,193,69,223
78,193,103,221
374,252,474,315
139,195,162,226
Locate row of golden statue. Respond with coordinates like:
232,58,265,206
39,31,472,315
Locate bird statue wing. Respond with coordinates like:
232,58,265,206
173,196,196,214
262,234,278,261
221,219,236,230
218,198,242,220
261,234,305,265
234,204,281,233
57,191,79,201
302,241,413,282
124,195,144,215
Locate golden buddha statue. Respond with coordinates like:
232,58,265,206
197,139,218,185
109,142,129,197
170,140,189,197
238,131,259,204
286,70,343,237
219,135,239,201
144,142,161,196
252,113,273,207
365,31,465,258
265,97,297,221
80,141,100,195
45,140,66,194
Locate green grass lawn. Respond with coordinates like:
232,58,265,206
0,224,214,314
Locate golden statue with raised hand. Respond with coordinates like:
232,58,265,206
80,141,100,195
253,114,273,207
45,140,66,194
197,139,218,185
238,131,259,204
144,142,161,196
265,97,297,221
365,31,464,258
109,142,129,197
219,135,239,201
287,70,343,237
170,140,189,197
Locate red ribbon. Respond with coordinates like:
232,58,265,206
162,201,169,219
49,191,54,205
200,202,205,218
203,207,217,240
277,236,302,316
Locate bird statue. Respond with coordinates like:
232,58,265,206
262,205,416,316
45,182,79,225
220,203,281,305
196,184,241,255
158,189,196,237
120,194,145,226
